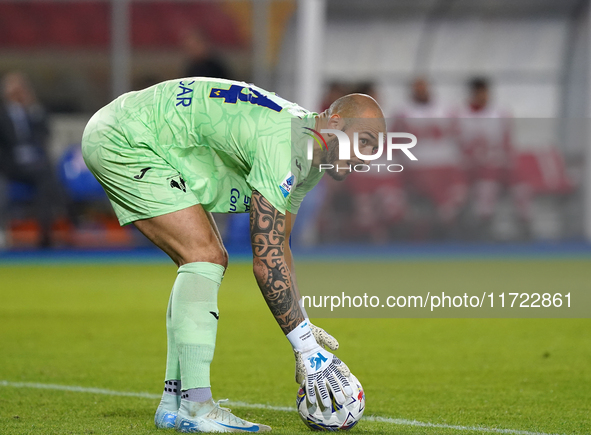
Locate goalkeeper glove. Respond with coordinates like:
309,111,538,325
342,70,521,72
294,322,350,384
287,321,352,407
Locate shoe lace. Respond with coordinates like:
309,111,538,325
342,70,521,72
209,399,250,426
216,399,231,412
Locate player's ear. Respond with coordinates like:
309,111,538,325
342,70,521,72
327,114,345,131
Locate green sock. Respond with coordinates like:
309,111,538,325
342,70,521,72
170,262,225,390
165,288,180,381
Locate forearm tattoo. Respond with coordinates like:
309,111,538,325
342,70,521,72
250,191,304,334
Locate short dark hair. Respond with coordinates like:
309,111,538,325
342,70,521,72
469,77,489,91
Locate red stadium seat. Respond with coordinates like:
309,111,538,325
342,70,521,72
513,148,575,195
0,1,241,49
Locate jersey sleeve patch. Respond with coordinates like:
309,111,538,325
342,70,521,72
279,171,296,198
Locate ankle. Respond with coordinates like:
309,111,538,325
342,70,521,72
181,387,213,403
164,379,181,395
159,380,182,410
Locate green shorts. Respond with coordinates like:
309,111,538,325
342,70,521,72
81,102,200,226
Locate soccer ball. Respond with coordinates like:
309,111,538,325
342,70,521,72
296,373,365,431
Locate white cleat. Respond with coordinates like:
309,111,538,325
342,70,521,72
155,393,180,429
175,398,271,433
155,407,178,429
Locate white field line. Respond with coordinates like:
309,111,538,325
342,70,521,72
0,380,561,435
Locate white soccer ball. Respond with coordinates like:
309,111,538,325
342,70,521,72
296,373,365,431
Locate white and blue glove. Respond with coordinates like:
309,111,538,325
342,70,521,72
288,321,352,407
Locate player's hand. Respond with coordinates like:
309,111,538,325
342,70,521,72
294,323,349,384
311,323,340,351
300,347,353,407
288,321,352,407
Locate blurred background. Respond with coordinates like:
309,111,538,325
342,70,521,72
0,0,589,251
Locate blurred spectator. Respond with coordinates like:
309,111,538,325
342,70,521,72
393,78,467,239
134,74,163,92
453,77,530,239
347,80,405,242
181,28,230,79
0,72,65,247
320,82,348,112
340,164,407,244
351,82,380,104
318,83,406,243
321,82,380,112
303,82,349,244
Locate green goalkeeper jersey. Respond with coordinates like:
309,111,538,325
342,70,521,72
110,77,322,215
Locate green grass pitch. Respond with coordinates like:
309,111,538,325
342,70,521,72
0,259,590,434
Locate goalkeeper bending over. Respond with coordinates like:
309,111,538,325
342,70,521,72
81,77,385,433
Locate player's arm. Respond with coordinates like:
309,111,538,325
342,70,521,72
250,191,305,334
250,190,352,406
284,212,339,348
283,211,308,318
283,211,344,382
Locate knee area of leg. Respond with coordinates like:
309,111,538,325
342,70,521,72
205,249,227,269
180,250,227,269
220,249,229,269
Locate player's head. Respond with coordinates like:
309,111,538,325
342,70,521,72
320,93,386,181
180,27,210,60
468,77,489,110
2,71,35,106
411,77,430,104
